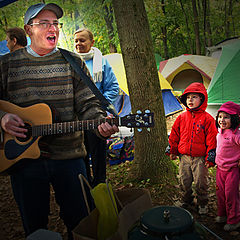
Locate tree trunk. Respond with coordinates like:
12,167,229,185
192,0,201,54
230,0,235,35
179,0,193,53
202,0,207,48
224,0,233,38
112,0,176,183
224,0,229,38
161,0,169,59
202,0,212,48
226,0,233,37
205,0,212,47
102,1,117,53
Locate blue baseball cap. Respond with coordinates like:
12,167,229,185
24,3,63,25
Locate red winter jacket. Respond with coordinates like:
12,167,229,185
169,83,217,164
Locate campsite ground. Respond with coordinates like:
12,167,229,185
0,111,239,240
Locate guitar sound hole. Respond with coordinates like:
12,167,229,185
16,123,32,142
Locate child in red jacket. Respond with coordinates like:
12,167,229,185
167,82,218,215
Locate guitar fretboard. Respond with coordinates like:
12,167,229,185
31,118,119,137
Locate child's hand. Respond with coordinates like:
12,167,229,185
170,154,177,160
205,160,215,168
205,162,211,168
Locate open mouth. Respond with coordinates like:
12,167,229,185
47,36,56,43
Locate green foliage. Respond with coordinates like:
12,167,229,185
0,0,239,58
72,0,120,54
0,0,39,40
145,0,240,58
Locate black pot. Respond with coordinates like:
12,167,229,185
128,206,203,240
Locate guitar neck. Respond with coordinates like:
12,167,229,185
31,118,120,137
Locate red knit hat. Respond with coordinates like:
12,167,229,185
218,101,240,116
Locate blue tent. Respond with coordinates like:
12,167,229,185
0,40,10,56
162,90,183,116
105,53,183,117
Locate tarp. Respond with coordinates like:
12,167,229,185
159,54,219,93
104,53,183,117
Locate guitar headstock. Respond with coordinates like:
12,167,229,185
120,110,154,130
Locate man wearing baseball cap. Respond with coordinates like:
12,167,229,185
24,3,63,25
0,3,119,240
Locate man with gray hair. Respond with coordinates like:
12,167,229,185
0,3,119,240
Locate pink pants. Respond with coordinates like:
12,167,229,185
216,167,240,224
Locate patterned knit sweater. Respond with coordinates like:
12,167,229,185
0,48,106,160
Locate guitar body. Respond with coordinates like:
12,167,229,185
0,100,154,174
0,100,52,173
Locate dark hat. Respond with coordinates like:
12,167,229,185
24,3,63,25
218,101,240,116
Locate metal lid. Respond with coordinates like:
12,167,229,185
140,206,194,236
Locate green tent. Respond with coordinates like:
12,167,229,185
208,41,240,104
155,53,164,71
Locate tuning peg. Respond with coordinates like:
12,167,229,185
137,128,142,132
136,110,142,114
145,110,150,113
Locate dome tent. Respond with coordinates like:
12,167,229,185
207,41,240,117
159,54,219,93
104,53,183,117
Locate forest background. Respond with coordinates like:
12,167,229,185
0,2,239,239
0,0,239,60
0,0,239,183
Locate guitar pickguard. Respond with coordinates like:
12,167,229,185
4,137,38,160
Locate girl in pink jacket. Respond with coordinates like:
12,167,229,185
215,101,240,231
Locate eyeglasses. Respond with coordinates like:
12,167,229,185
29,21,63,29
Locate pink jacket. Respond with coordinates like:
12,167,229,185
215,128,240,171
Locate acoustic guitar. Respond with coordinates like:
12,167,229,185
0,100,154,173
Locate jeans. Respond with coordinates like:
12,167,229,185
10,157,91,240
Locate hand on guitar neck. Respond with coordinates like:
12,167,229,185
1,113,27,139
1,111,119,139
98,115,119,138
